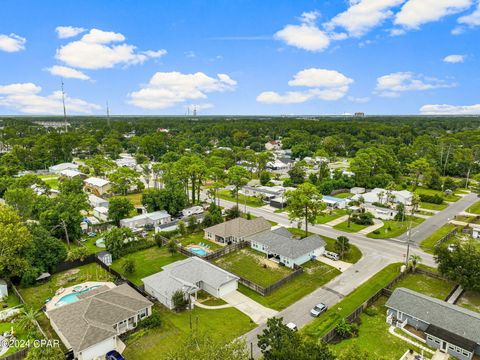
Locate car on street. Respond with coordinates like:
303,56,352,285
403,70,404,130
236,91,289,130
310,303,328,317
286,322,298,331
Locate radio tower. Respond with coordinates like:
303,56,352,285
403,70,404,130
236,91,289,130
106,101,111,128
61,79,68,132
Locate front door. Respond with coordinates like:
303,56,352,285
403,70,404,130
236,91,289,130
441,341,447,352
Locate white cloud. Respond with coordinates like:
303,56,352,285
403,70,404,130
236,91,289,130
348,96,371,103
420,103,480,115
0,82,100,114
389,28,406,36
395,0,472,29
275,11,330,52
458,2,480,26
55,28,167,70
185,51,196,58
128,71,236,109
46,65,90,80
325,0,404,37
375,72,454,96
443,54,465,63
0,33,26,52
257,68,353,104
55,26,86,39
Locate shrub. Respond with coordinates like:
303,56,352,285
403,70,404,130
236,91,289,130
122,258,136,275
21,267,41,286
66,247,90,262
351,212,374,225
419,193,444,204
335,319,357,339
172,289,189,312
139,311,162,329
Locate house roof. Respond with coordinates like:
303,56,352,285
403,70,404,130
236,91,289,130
146,210,170,221
49,162,78,171
88,194,108,205
48,284,152,353
60,169,82,177
247,227,325,260
84,177,110,188
203,217,271,239
386,288,480,345
426,324,476,352
142,257,238,300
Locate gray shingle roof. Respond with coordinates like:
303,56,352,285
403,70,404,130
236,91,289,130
386,288,480,344
203,217,271,238
247,227,325,260
48,284,152,353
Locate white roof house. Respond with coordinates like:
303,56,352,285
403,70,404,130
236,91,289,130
88,194,109,209
84,177,111,196
120,210,171,230
49,162,79,174
93,207,109,222
143,257,239,309
60,169,83,178
353,188,413,206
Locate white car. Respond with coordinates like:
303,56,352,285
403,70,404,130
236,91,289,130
324,251,340,261
286,322,298,331
310,303,328,317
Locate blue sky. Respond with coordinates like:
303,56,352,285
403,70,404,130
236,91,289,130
0,0,479,116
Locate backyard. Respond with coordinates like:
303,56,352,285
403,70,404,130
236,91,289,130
367,217,425,239
111,246,186,285
391,272,455,300
175,231,222,251
122,304,255,360
419,223,458,253
457,290,480,313
239,261,341,310
39,174,60,190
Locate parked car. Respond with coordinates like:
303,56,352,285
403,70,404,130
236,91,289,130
324,251,340,261
310,303,328,317
286,322,298,331
106,350,124,360
88,232,97,237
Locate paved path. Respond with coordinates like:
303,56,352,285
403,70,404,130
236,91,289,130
449,220,469,226
194,301,232,309
446,285,463,304
388,326,434,355
316,257,352,272
325,215,348,227
359,219,384,234
222,291,278,325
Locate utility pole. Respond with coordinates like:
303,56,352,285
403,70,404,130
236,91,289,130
61,79,68,132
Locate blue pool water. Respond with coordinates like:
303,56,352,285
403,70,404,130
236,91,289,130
189,247,208,256
55,285,102,307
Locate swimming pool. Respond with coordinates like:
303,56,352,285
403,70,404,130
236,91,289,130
55,285,102,307
188,247,208,257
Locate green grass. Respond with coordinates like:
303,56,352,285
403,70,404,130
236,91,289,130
455,215,475,223
413,186,461,202
315,209,347,224
367,217,425,239
39,174,60,190
176,232,222,251
217,189,263,207
419,223,458,253
112,192,143,206
0,292,21,309
213,248,293,287
391,272,455,300
333,221,370,233
457,291,480,313
0,321,31,357
467,201,480,215
333,192,351,199
122,305,255,360
111,246,186,286
303,263,402,339
330,297,426,359
419,201,448,211
239,261,341,310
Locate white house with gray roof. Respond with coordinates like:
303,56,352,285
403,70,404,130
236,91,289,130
120,210,171,230
247,227,326,268
142,257,239,309
204,217,271,244
47,284,152,360
386,288,480,360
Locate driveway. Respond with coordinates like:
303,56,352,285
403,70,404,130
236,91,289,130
222,291,278,324
316,256,352,272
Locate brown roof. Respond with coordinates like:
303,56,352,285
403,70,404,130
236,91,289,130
204,217,271,238
48,284,152,353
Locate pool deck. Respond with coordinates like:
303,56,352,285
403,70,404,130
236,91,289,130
45,281,115,312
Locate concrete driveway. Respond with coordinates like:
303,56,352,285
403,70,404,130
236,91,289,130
222,291,278,324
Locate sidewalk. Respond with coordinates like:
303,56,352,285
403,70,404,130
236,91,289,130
389,326,434,355
325,215,349,227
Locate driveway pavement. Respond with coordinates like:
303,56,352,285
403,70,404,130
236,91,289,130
222,291,278,324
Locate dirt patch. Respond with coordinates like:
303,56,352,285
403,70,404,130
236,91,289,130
56,269,80,286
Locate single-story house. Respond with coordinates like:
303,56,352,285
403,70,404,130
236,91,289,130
93,207,109,222
84,177,112,196
47,284,152,360
350,187,366,195
181,206,204,218
265,140,282,151
322,195,347,209
386,288,480,360
352,188,413,206
0,279,7,299
115,156,137,169
269,195,288,209
247,227,325,268
204,217,271,244
120,210,171,230
143,257,239,309
59,169,85,179
48,162,79,174
88,194,109,209
266,159,290,171
364,204,398,220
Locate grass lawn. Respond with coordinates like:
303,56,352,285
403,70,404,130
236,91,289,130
213,248,293,287
239,261,341,310
303,263,402,339
333,221,370,233
419,223,458,253
455,215,475,223
39,174,60,190
367,217,425,239
123,305,255,360
0,292,21,309
113,192,143,206
176,232,222,251
315,209,347,224
413,187,461,202
467,201,480,215
391,272,455,300
333,192,351,199
0,321,31,357
419,201,448,211
217,189,263,207
330,297,426,359
111,246,186,286
457,291,480,313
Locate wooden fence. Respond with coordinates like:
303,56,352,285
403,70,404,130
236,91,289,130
2,348,28,360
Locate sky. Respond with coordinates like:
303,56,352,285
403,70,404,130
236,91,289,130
0,0,480,116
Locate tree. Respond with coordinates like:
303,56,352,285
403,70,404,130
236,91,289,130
25,344,65,360
335,319,358,339
66,247,90,261
4,187,36,218
122,258,136,275
227,166,250,208
142,180,188,216
172,289,189,312
178,220,187,236
288,162,306,185
18,307,39,332
258,317,335,360
0,205,33,279
167,239,178,256
334,236,350,259
187,216,198,233
350,147,399,188
83,155,117,176
108,197,135,225
58,176,84,194
409,254,422,272
104,227,134,259
26,224,67,273
259,171,271,186
407,158,431,190
225,205,241,220
108,167,144,195
285,183,325,236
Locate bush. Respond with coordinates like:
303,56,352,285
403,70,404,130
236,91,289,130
172,289,189,312
419,193,444,204
66,247,90,261
122,258,136,275
351,212,374,225
157,229,179,239
335,319,358,339
117,239,156,258
21,267,41,286
139,311,162,329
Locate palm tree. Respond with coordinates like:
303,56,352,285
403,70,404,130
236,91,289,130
18,307,39,332
409,254,422,272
